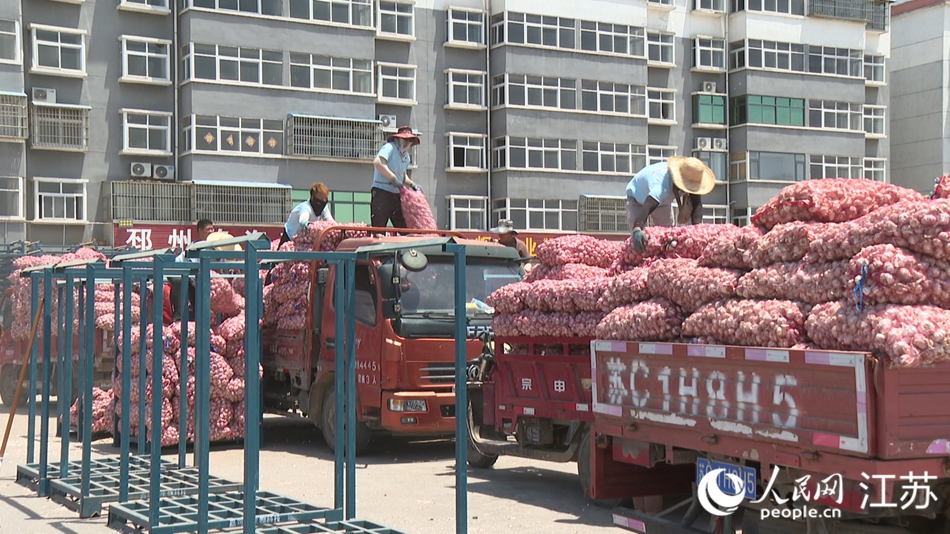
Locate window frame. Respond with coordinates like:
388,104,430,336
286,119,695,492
289,52,374,95
579,21,646,58
0,19,21,65
446,7,486,48
581,141,646,174
30,24,87,77
693,36,725,71
580,80,646,117
647,31,675,67
33,177,88,224
446,133,487,172
120,35,172,85
808,100,863,132
377,0,415,41
30,102,91,152
647,88,676,124
0,176,24,221
287,0,373,27
807,45,863,78
731,95,806,127
864,157,886,182
742,39,806,73
494,73,576,111
444,69,487,110
0,92,28,140
447,195,488,231
491,136,578,172
377,62,417,105
647,145,677,165
182,114,285,157
864,54,885,85
120,108,173,156
692,93,727,126
183,42,284,88
863,105,885,138
283,114,384,160
491,197,578,232
732,0,804,15
693,0,726,13
809,155,863,180
119,0,172,15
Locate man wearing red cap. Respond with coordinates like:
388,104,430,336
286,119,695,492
371,125,422,228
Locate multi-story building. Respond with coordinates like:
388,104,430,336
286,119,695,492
0,0,890,246
890,0,950,193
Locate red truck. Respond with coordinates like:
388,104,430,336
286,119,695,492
586,341,950,533
261,229,524,454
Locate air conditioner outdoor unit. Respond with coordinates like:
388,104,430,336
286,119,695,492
695,137,712,150
32,87,57,103
130,162,152,178
378,114,397,130
712,138,728,151
152,164,175,181
702,81,717,93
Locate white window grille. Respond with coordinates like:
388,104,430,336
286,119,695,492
445,70,486,108
864,158,885,182
121,109,172,155
579,80,646,116
285,114,384,160
34,177,87,222
864,54,885,84
193,180,292,225
446,133,486,171
694,37,725,70
184,43,282,86
288,0,372,26
290,53,373,94
30,24,86,76
809,155,863,179
377,63,416,104
0,93,28,140
495,12,576,49
491,198,578,232
494,74,576,110
378,1,414,39
491,136,577,171
582,142,646,174
647,32,674,65
647,145,677,165
864,105,885,137
183,114,284,156
579,21,645,57
189,0,280,15
578,195,627,232
446,8,485,47
0,176,23,219
0,19,20,63
647,88,676,123
700,204,729,224
120,36,171,84
447,195,488,230
120,0,171,13
808,100,862,131
30,103,90,151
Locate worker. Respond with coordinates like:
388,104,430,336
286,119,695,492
172,219,214,319
626,156,716,253
278,182,335,249
491,219,530,276
371,125,422,229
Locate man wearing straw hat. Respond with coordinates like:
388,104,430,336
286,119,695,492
625,156,716,253
371,125,422,228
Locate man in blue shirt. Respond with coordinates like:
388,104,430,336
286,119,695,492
371,126,422,228
278,182,335,249
626,156,716,252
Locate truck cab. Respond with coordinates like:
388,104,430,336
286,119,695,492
261,233,523,453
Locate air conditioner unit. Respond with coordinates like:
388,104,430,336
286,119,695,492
378,114,398,131
130,162,152,178
702,81,717,93
152,164,175,181
712,138,728,151
695,137,712,150
32,87,57,104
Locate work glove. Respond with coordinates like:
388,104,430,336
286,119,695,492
299,223,310,235
632,228,648,253
411,183,423,193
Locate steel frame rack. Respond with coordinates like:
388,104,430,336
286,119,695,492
220,519,412,534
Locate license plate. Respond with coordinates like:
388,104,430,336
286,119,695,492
696,458,757,500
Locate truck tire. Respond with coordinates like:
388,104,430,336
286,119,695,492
321,385,372,455
577,428,626,509
466,395,499,468
0,364,26,407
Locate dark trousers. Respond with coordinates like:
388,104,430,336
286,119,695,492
371,187,406,229
168,276,196,321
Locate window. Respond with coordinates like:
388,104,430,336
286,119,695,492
648,146,676,165
699,204,729,224
328,191,371,223
492,198,578,232
30,25,86,76
31,103,90,151
491,137,577,171
810,155,863,179
864,158,885,182
0,19,20,63
580,80,646,116
694,0,725,11
808,100,862,131
695,151,727,184
445,70,486,108
120,36,171,83
184,43,282,86
744,40,806,72
864,54,884,84
864,105,885,137
284,114,384,159
495,74,576,110
378,1,414,38
34,177,87,222
190,0,280,15
647,88,676,123
747,151,807,181
288,0,372,26
807,46,862,77
808,0,870,21
731,0,804,15
121,109,171,155
493,12,576,50
448,195,488,230
647,32,674,65
731,95,805,127
0,93,28,140
0,177,23,219
447,133,486,170
378,63,416,104
693,94,726,124
579,21,645,57
582,142,646,173
694,37,725,70
446,8,484,46
868,2,888,32
183,115,284,156
120,0,170,12
290,53,373,94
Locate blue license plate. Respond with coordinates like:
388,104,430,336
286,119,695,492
696,458,757,500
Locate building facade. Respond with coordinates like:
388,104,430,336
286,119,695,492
0,0,890,246
890,0,950,192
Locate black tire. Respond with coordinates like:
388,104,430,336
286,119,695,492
466,401,499,468
321,385,372,455
0,364,26,407
577,428,626,509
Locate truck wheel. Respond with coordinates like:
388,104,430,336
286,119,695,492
466,396,499,468
577,428,626,509
321,385,372,455
0,364,26,407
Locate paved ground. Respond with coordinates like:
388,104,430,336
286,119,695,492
0,402,618,534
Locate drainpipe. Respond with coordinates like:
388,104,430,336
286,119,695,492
724,3,731,223
484,0,492,229
173,0,180,183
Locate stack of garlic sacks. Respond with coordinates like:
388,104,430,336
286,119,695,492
487,178,950,368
